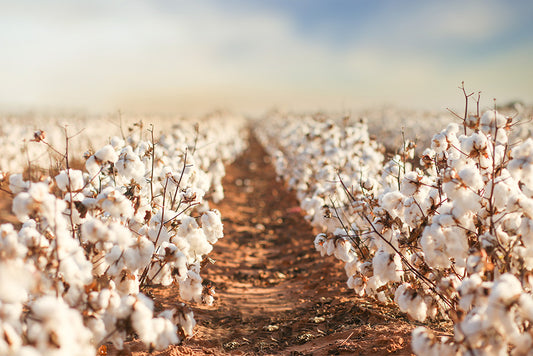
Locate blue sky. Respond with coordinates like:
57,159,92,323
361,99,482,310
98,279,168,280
0,0,532,114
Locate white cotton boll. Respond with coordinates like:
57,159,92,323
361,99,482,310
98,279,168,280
431,132,448,153
455,311,485,347
150,318,180,350
458,165,484,191
55,169,84,192
97,187,134,218
94,144,118,163
1,224,28,259
179,268,203,303
518,293,533,321
105,245,125,277
116,146,145,182
114,270,139,295
518,218,533,247
347,276,366,296
400,171,421,196
411,327,433,356
12,193,32,221
81,218,109,243
27,296,94,355
394,284,427,322
314,233,328,256
177,216,212,261
457,274,483,311
85,155,100,176
0,321,22,353
480,110,507,134
403,198,424,229
381,191,404,218
333,237,355,263
365,275,385,296
8,174,29,194
86,316,106,345
0,262,34,303
344,259,360,278
201,210,223,244
131,295,156,344
489,273,522,306
420,224,451,269
124,236,154,271
372,249,403,283
110,136,125,149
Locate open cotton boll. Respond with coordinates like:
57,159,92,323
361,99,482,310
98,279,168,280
394,284,428,322
8,174,29,194
97,187,134,218
381,191,404,219
0,262,34,303
177,216,212,261
179,267,203,303
55,169,84,192
489,273,522,306
26,296,94,355
124,235,154,272
116,146,145,182
458,165,484,192
372,249,403,283
314,233,328,256
200,210,223,244
94,144,118,164
480,110,507,135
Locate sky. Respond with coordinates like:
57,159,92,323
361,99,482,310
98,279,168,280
0,0,532,114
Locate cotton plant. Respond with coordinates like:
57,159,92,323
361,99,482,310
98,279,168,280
0,115,247,354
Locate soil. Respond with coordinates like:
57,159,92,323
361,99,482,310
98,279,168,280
114,135,417,356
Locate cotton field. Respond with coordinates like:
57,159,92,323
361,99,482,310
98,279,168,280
1,99,532,355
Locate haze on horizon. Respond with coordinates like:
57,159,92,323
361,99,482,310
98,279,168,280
1,0,532,115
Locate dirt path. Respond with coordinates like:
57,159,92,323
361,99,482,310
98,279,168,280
123,135,415,355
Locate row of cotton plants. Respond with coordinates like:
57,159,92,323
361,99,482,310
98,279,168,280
258,101,533,354
255,112,384,232
0,114,247,355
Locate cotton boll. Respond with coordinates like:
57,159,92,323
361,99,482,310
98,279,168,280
480,110,507,135
179,267,203,303
347,276,366,296
8,174,29,194
200,210,223,244
0,262,34,303
94,144,118,164
420,224,451,268
489,273,522,307
131,295,157,344
333,237,355,263
55,169,84,192
381,191,404,219
372,249,403,283
26,296,94,355
400,171,422,196
124,236,154,272
97,187,134,218
457,274,483,311
458,165,484,191
314,233,328,256
116,146,145,182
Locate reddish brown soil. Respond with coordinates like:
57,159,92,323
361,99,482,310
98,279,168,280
119,135,416,356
